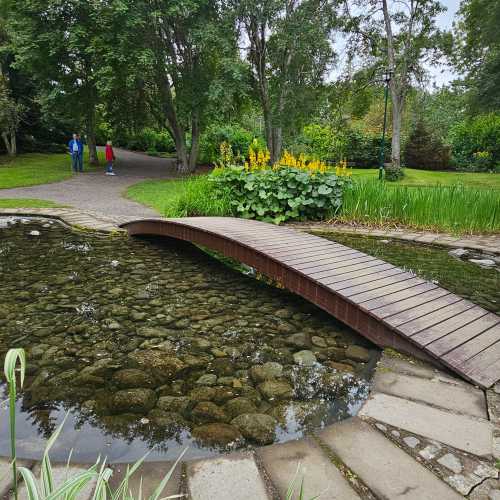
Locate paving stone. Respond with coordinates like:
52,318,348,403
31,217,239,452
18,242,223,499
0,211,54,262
0,458,34,497
257,437,360,499
419,444,441,460
18,463,98,500
187,452,270,500
403,436,420,448
373,370,487,418
438,453,463,474
318,418,461,500
360,393,493,457
109,461,182,498
378,353,465,385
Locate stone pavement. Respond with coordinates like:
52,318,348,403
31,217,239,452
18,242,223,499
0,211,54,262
0,149,176,218
1,352,498,499
289,222,500,255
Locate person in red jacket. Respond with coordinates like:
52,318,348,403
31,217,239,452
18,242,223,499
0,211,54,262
105,140,116,176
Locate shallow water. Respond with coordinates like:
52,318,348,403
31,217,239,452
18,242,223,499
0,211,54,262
0,218,378,462
318,232,499,314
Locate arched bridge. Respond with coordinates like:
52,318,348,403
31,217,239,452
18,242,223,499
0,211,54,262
121,217,500,388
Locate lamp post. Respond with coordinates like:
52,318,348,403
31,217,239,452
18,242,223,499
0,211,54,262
378,68,393,180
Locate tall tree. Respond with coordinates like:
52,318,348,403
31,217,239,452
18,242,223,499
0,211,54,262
346,0,446,174
0,74,21,155
236,0,338,163
453,0,500,112
7,0,103,163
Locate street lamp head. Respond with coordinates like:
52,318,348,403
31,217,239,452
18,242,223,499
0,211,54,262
383,67,394,83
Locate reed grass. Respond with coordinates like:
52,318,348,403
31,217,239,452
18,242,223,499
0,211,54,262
339,180,500,234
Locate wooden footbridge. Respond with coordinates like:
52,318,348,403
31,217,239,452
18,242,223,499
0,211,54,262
121,217,500,389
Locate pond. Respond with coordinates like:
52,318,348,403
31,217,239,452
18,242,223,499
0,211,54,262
317,232,499,314
0,217,378,463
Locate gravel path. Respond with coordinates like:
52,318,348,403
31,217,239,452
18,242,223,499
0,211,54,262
0,148,176,217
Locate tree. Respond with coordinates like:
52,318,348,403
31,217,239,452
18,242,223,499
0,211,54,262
0,74,21,155
453,0,500,112
346,0,446,175
7,0,103,163
235,0,338,163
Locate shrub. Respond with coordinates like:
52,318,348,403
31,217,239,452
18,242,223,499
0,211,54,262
290,123,389,167
127,128,175,153
199,124,256,164
448,113,500,171
211,166,351,224
404,121,450,170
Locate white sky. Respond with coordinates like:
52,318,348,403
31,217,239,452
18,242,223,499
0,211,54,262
431,0,461,86
333,0,461,88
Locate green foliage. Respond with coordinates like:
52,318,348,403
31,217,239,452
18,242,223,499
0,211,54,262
211,166,351,224
126,129,175,154
199,124,255,164
290,123,388,167
454,0,500,112
341,180,500,234
404,121,450,170
448,113,500,171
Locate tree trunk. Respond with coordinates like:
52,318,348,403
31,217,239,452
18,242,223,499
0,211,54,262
271,126,282,164
86,106,98,164
188,112,200,173
390,96,402,170
1,131,16,156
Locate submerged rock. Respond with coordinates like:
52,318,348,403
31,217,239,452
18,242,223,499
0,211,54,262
449,248,469,259
249,362,283,382
157,396,192,415
293,350,317,366
223,397,258,418
192,401,229,424
112,388,157,414
468,258,496,268
112,369,154,389
285,332,311,349
258,380,294,401
191,423,244,448
345,345,370,363
128,350,187,382
231,413,278,445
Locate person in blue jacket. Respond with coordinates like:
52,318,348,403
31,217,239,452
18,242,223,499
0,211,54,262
68,133,84,172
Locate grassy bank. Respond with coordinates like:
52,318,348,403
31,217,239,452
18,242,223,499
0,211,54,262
341,181,499,234
0,198,65,208
352,167,500,189
0,153,100,189
127,175,231,217
127,171,500,234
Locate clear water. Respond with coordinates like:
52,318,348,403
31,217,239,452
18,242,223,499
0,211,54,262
318,232,500,314
0,218,378,462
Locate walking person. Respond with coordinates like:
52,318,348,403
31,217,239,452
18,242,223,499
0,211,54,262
105,140,116,176
76,133,84,172
68,133,81,173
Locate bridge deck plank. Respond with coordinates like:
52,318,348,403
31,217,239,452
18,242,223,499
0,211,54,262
122,217,500,388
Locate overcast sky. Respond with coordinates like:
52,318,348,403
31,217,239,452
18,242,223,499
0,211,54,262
431,0,461,86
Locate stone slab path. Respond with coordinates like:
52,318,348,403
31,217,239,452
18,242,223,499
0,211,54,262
0,149,176,217
1,352,498,499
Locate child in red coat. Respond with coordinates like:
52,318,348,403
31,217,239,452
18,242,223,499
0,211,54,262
105,141,116,176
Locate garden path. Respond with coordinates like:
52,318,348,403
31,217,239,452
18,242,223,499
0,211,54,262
0,149,176,217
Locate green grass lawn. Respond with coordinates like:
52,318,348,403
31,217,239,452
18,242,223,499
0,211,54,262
0,198,65,208
352,167,500,189
0,152,100,189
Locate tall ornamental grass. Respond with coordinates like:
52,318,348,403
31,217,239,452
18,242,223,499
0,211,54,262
340,180,500,234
